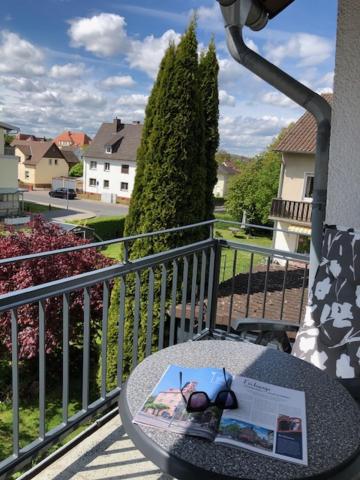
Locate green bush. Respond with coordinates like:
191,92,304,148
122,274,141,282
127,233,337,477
79,216,126,240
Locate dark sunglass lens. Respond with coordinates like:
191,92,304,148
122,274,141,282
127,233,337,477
217,391,237,409
188,392,208,410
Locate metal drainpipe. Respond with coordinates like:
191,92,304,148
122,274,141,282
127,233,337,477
219,5,331,290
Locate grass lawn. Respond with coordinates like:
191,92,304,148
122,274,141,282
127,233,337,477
214,213,273,282
99,213,273,281
23,201,61,214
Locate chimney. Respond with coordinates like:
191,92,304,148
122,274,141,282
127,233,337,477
113,117,122,132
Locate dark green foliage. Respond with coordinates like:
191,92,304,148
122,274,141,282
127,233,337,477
122,20,207,372
225,149,281,225
79,216,126,240
98,279,120,391
199,38,219,220
104,21,220,386
69,162,83,177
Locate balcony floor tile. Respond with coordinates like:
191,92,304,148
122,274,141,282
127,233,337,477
31,415,173,480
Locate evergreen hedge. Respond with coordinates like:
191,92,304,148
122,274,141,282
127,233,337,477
100,21,220,389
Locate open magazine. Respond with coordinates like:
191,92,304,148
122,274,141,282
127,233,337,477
133,365,307,465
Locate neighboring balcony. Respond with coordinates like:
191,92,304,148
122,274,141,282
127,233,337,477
3,146,15,156
269,198,312,226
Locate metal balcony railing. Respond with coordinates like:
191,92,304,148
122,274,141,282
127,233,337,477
270,198,312,225
3,146,15,156
0,220,309,478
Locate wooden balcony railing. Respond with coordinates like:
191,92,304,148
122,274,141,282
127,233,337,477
270,199,312,225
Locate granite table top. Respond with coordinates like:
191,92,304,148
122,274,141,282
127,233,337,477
122,340,360,479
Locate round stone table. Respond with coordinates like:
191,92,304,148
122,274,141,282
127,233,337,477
119,340,360,480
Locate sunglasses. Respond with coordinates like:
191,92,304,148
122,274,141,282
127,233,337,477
179,368,238,412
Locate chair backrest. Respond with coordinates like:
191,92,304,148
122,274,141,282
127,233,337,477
292,227,360,386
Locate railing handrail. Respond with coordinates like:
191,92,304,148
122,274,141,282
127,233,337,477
219,239,309,263
0,238,216,312
0,219,310,268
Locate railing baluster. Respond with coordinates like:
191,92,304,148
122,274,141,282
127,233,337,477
179,256,189,343
189,253,198,337
11,308,19,457
205,247,216,330
169,260,178,346
245,253,254,317
280,260,289,321
145,268,155,357
298,264,308,324
158,264,167,350
117,276,126,387
262,256,271,318
132,272,141,369
100,281,109,399
39,300,46,439
62,293,69,424
227,249,237,333
82,287,90,411
197,250,207,334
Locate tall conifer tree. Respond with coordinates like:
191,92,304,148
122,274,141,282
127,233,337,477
199,39,219,220
103,21,209,385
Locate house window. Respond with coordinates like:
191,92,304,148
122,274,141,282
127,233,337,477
104,162,110,171
48,159,52,165
120,182,128,191
90,161,97,170
54,159,58,165
121,164,129,174
89,178,96,187
303,174,314,200
106,146,112,154
25,170,30,179
103,180,109,189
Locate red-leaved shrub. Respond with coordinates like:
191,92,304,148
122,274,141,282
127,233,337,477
0,216,113,359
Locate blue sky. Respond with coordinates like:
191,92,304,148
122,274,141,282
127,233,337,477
0,0,337,155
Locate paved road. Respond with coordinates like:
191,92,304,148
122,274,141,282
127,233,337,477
24,190,129,218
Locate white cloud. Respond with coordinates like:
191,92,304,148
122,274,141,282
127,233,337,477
67,13,180,79
68,13,131,57
32,90,62,106
196,3,223,32
71,90,105,108
101,75,136,88
128,30,181,78
117,94,148,107
261,91,297,108
0,76,42,92
219,113,291,154
219,89,236,107
265,33,333,67
49,63,86,78
0,31,45,76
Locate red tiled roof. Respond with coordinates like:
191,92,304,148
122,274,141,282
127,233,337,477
275,93,332,154
54,131,92,147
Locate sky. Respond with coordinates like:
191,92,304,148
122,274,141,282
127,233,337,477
0,0,337,156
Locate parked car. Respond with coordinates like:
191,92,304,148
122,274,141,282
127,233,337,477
49,188,77,199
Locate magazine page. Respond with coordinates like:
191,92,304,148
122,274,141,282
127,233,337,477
215,376,307,465
133,365,232,440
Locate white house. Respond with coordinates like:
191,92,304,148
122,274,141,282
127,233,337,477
0,121,22,217
269,94,332,254
213,161,238,198
83,118,142,201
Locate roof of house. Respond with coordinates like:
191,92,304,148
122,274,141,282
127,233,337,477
61,147,80,165
15,133,44,141
54,131,92,147
84,119,143,161
0,121,19,132
275,93,332,154
218,160,239,176
11,140,68,166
